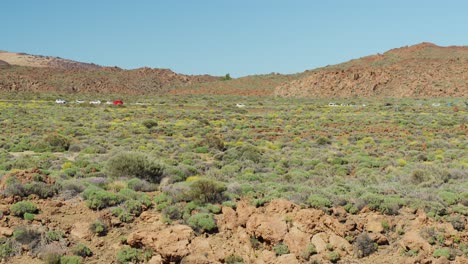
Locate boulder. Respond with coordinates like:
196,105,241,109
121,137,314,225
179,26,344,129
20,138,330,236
265,199,299,214
399,230,432,254
283,227,312,255
127,225,194,262
276,254,299,264
236,200,256,227
293,209,324,233
311,232,328,253
246,214,288,244
366,215,385,233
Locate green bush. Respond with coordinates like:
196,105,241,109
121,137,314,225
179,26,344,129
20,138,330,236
126,178,156,192
106,152,164,183
116,246,142,264
89,219,108,236
188,178,227,204
273,243,289,256
13,227,41,245
72,243,92,257
82,186,123,210
354,232,377,258
224,254,244,264
187,213,217,233
142,120,158,129
328,251,340,262
10,201,38,217
46,230,64,241
60,256,82,264
23,212,35,221
24,181,58,198
0,238,18,260
301,244,317,260
307,194,332,208
33,133,71,152
433,247,454,260
439,191,458,205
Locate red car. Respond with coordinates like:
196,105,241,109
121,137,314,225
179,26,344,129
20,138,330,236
113,100,123,105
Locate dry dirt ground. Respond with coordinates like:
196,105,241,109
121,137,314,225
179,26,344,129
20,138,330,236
0,170,466,263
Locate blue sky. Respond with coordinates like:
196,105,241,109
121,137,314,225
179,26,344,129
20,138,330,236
2,0,467,77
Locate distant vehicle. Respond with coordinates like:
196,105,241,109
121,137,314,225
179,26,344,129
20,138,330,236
55,99,67,104
113,100,123,105
432,103,441,107
328,103,338,107
105,101,113,105
75,100,85,104
90,100,101,105
236,103,245,108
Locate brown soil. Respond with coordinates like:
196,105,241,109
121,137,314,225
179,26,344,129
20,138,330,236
0,176,466,263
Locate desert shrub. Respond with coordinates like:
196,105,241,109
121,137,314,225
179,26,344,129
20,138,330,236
410,169,432,184
222,144,262,164
433,247,454,260
142,120,158,129
123,200,144,216
106,152,164,183
307,194,332,208
438,191,458,205
153,194,172,212
3,181,27,197
224,254,244,264
188,178,227,204
10,201,38,217
72,243,92,257
82,186,123,210
46,230,64,242
89,219,108,236
163,204,185,220
33,133,71,152
13,227,41,245
0,238,20,259
126,178,156,192
187,213,217,233
328,251,340,262
60,256,82,264
116,246,142,264
273,243,289,256
301,244,317,260
197,134,225,151
354,232,377,258
316,136,331,145
206,203,222,214
24,212,35,221
43,251,62,264
24,181,58,198
344,203,359,214
449,216,465,231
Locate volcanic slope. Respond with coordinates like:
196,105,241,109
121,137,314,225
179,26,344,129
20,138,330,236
0,51,219,94
275,42,468,98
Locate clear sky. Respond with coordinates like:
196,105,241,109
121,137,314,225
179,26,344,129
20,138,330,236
2,0,467,77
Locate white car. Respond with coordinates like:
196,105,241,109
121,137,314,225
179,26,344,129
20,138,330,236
75,100,85,104
55,99,67,104
236,103,246,108
90,100,101,105
328,103,338,107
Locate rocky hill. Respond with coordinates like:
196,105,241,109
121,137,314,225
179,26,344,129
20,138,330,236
0,51,219,94
275,43,468,98
0,51,101,70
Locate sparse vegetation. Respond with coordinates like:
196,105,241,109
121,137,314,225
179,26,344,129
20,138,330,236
0,94,466,263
